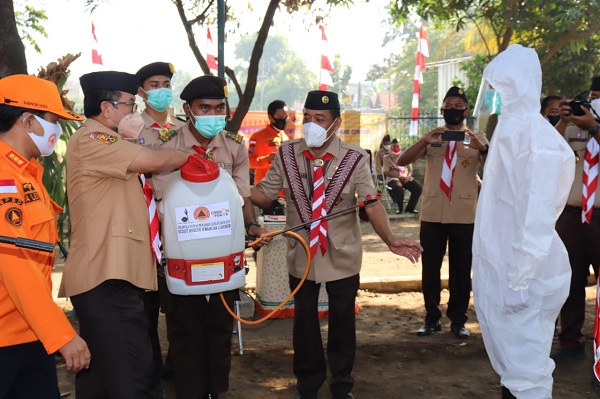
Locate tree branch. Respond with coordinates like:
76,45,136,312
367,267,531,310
173,0,210,74
539,18,600,66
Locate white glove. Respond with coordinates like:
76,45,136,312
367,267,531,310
503,288,530,314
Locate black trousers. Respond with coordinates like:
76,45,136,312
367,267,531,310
420,221,473,326
71,279,155,399
165,290,237,399
0,341,59,399
556,206,600,349
144,288,164,396
289,274,360,396
387,179,423,212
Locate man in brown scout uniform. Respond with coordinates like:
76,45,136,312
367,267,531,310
251,90,423,399
153,75,270,399
551,76,600,364
136,61,184,149
62,71,190,398
398,86,488,339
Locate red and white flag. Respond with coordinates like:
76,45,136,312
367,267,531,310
206,27,218,73
409,23,429,136
0,179,17,194
91,21,103,65
319,26,334,91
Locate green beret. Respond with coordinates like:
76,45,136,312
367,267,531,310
80,71,138,96
136,62,175,86
591,76,600,92
304,90,340,110
180,75,228,101
443,86,468,104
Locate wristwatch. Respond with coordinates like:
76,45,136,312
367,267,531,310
246,221,261,235
479,144,489,155
590,124,600,137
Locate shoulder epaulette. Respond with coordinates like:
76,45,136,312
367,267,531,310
225,131,244,144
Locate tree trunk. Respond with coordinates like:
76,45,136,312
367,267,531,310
0,1,27,77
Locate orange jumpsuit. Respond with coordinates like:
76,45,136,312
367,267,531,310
0,141,75,354
248,124,289,184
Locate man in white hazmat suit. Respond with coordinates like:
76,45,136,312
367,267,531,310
472,44,575,399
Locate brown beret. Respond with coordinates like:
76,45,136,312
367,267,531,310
180,75,228,101
304,90,340,110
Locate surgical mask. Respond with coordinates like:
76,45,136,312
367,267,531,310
484,90,502,115
591,99,600,119
193,115,226,138
303,119,337,148
114,111,144,139
443,108,467,126
145,88,173,112
26,115,61,157
547,115,561,126
382,144,391,151
272,117,288,131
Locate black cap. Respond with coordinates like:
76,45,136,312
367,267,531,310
391,138,400,144
180,75,228,101
136,62,175,86
591,77,600,92
443,86,468,104
304,90,340,110
80,71,138,96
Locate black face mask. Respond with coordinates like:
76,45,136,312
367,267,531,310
272,117,288,130
443,108,467,126
547,115,561,126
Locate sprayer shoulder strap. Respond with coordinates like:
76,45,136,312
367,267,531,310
279,143,363,227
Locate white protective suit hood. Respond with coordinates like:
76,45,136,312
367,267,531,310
472,44,575,397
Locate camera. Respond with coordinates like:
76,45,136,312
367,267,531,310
567,98,591,117
441,130,465,141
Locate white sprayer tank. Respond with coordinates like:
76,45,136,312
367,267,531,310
160,155,245,295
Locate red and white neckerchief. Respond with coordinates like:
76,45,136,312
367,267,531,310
582,137,599,223
304,150,333,258
440,141,457,200
193,145,215,160
149,122,172,130
139,174,161,262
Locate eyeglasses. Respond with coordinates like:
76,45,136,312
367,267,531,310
105,100,138,113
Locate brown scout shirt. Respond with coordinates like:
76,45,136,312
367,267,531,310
563,123,600,208
152,121,250,201
61,119,156,297
416,134,487,224
137,110,185,149
255,136,377,284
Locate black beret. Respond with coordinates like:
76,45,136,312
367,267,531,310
304,90,340,110
391,138,400,144
80,71,138,96
136,62,175,86
443,86,468,104
180,75,228,101
591,76,600,92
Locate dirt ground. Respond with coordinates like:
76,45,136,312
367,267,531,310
55,219,600,398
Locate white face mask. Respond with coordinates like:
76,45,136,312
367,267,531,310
26,115,61,157
302,119,337,148
383,144,391,151
591,98,600,119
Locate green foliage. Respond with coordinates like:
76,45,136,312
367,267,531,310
332,54,352,104
453,54,491,108
14,4,47,54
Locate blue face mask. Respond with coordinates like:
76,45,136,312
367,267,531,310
193,114,226,138
484,90,502,115
145,88,173,112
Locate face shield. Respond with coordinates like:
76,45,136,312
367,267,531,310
473,79,502,117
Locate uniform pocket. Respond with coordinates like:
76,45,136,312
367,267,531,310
110,223,146,241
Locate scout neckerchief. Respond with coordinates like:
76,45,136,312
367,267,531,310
280,142,364,258
193,144,215,160
582,136,599,223
440,141,457,200
304,150,333,257
139,173,161,262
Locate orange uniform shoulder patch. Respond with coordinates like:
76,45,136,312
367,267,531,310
6,151,26,168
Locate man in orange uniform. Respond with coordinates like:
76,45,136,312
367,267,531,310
0,74,90,398
248,100,289,215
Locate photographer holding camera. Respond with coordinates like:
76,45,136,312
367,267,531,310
398,86,488,339
551,76,600,364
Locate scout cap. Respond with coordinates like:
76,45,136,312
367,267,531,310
136,62,175,86
591,76,600,92
0,74,83,121
304,90,340,110
443,86,468,104
180,75,228,101
80,71,139,96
